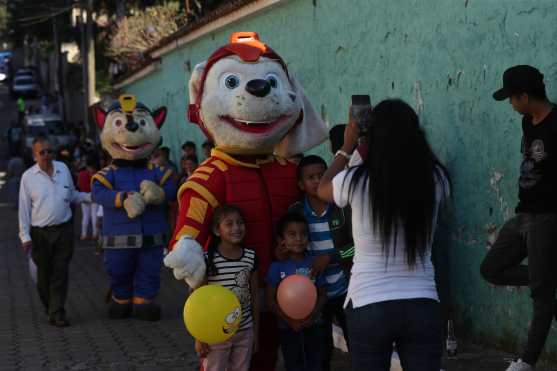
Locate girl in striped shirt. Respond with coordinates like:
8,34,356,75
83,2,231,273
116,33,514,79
196,204,259,371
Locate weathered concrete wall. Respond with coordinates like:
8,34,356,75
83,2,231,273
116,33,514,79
125,0,557,358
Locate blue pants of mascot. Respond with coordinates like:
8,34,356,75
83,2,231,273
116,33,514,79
103,244,163,321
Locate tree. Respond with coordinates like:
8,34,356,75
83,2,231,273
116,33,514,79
104,3,186,70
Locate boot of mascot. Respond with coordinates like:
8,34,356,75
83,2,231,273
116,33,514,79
92,95,176,321
164,32,327,370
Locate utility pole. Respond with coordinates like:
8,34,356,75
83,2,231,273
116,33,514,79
116,0,125,22
86,0,96,109
78,0,96,137
79,6,89,135
51,14,65,121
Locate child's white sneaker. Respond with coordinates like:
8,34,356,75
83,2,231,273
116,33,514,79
505,359,535,371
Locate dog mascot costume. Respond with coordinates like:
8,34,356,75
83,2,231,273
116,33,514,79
92,95,176,321
164,32,327,369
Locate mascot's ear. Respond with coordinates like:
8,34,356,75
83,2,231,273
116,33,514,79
153,107,167,128
273,76,328,158
92,106,107,130
188,61,207,124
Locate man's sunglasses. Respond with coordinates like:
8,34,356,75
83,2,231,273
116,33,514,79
39,149,54,156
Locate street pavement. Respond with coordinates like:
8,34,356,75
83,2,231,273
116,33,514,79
0,86,198,371
0,84,555,371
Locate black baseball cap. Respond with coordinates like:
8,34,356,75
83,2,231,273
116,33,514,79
492,65,545,101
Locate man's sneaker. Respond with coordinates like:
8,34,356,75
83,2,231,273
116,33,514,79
506,359,535,371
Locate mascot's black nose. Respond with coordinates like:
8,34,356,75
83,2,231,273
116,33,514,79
125,121,139,132
245,79,271,98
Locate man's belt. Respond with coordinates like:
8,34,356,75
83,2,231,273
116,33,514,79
31,220,71,230
101,234,166,249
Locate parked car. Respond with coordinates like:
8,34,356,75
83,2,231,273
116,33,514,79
14,67,35,79
11,75,39,99
0,51,12,63
0,65,8,82
23,114,74,151
0,51,12,81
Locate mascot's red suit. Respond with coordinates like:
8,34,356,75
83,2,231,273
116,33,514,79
164,32,327,370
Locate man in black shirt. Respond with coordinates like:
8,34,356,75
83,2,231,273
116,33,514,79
481,65,557,371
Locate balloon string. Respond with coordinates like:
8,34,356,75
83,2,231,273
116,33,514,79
301,330,307,370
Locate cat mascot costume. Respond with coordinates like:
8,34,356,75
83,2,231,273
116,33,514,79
92,95,176,321
164,32,327,369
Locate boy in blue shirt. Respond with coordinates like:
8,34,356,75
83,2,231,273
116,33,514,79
266,213,327,371
289,155,353,369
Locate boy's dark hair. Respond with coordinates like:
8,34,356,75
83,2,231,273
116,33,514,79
202,140,214,148
182,141,196,150
159,147,170,158
85,155,99,169
329,124,346,154
297,155,327,180
206,204,244,276
183,154,199,163
276,212,309,238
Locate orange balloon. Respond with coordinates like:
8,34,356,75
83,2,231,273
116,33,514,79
277,274,317,320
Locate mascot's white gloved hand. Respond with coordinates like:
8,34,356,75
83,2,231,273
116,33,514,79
123,192,146,219
140,180,165,205
164,236,206,289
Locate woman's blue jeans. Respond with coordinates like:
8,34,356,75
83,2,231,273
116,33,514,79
345,298,442,371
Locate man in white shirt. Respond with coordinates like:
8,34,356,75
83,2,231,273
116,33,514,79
19,136,90,327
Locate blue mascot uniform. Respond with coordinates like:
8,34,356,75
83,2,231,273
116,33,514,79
92,95,176,321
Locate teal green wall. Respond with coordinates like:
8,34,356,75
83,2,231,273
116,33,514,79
126,0,557,359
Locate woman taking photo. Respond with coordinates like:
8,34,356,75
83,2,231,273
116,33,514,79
318,99,450,371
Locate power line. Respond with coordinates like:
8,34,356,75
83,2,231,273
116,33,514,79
17,4,75,27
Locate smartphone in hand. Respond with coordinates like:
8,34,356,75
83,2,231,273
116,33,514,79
351,95,372,137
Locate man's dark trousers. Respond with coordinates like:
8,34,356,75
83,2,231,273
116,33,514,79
480,214,557,365
30,221,73,317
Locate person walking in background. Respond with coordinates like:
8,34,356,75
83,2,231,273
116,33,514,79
17,96,25,124
480,65,557,371
318,99,450,371
18,136,91,327
40,95,53,114
7,120,23,157
7,153,24,209
77,156,100,241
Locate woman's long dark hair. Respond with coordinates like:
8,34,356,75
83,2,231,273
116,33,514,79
347,99,450,268
206,204,245,276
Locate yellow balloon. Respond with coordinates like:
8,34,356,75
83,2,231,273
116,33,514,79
183,285,242,345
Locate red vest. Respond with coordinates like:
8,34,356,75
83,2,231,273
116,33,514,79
172,150,300,278
223,160,299,276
